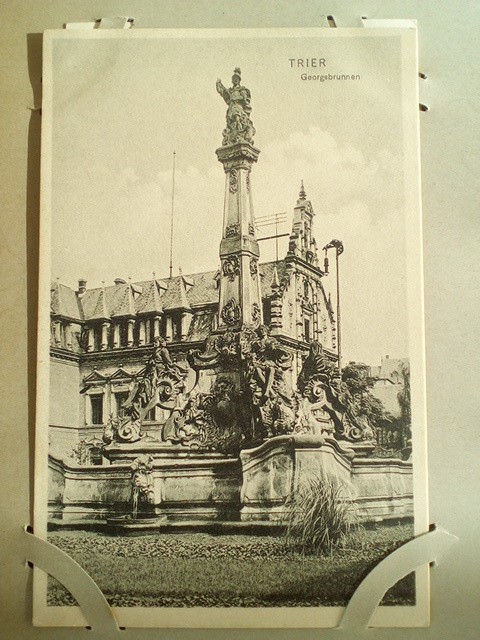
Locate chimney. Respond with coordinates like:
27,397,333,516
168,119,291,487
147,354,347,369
78,278,87,295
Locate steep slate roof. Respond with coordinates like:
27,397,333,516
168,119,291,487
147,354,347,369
159,276,192,311
135,279,165,314
180,270,219,306
52,260,291,321
50,282,83,321
111,283,136,317
89,286,110,320
259,260,288,297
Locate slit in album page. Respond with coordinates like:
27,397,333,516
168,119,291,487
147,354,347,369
34,26,429,629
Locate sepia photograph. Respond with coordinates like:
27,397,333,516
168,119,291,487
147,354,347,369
35,27,428,628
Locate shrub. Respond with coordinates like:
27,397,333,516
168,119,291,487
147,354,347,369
283,470,358,555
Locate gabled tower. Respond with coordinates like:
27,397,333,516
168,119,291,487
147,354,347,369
215,68,263,328
287,180,320,267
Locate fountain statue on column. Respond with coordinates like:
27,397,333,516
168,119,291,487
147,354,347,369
104,69,376,462
216,68,256,146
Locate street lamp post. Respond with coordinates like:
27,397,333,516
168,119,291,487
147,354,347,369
323,239,344,371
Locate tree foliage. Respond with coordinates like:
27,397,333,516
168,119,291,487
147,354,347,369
341,363,395,432
397,362,411,429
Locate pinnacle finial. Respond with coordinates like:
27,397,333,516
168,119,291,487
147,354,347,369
271,265,280,289
299,180,307,200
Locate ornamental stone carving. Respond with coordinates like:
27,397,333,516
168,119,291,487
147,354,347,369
221,298,241,325
102,339,191,445
163,377,246,456
252,302,261,325
130,454,155,519
297,341,376,444
225,222,240,238
216,68,256,146
222,255,240,281
229,169,238,193
249,257,258,278
103,414,143,445
241,325,295,439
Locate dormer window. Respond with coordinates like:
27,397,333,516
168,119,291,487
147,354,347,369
131,283,143,299
182,275,194,291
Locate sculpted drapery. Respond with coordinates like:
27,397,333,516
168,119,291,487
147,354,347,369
216,68,256,146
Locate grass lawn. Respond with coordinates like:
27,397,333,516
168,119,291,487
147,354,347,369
47,524,415,607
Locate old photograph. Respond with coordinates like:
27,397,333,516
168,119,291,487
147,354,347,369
35,27,428,628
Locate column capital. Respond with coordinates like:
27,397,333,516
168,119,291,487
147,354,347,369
216,143,260,167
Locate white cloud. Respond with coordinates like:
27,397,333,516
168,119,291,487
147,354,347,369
52,128,408,366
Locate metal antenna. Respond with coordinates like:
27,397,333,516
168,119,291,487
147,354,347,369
169,151,176,279
255,212,288,262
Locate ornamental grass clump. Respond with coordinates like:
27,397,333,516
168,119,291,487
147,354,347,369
283,471,357,555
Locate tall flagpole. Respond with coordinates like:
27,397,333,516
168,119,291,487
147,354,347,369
336,249,341,371
169,151,176,279
323,239,344,371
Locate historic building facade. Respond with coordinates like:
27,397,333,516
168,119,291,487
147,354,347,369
49,185,336,464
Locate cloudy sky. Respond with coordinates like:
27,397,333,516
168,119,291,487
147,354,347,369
48,29,412,365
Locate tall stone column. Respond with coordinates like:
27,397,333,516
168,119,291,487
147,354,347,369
216,143,263,328
215,66,264,329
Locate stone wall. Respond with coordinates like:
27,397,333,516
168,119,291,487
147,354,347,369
48,437,413,526
50,357,81,428
48,450,241,524
239,434,412,523
49,455,131,521
351,457,413,522
240,434,354,521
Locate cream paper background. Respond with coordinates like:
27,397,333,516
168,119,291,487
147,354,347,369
0,1,478,639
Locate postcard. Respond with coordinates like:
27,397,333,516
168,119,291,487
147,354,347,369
34,26,428,628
